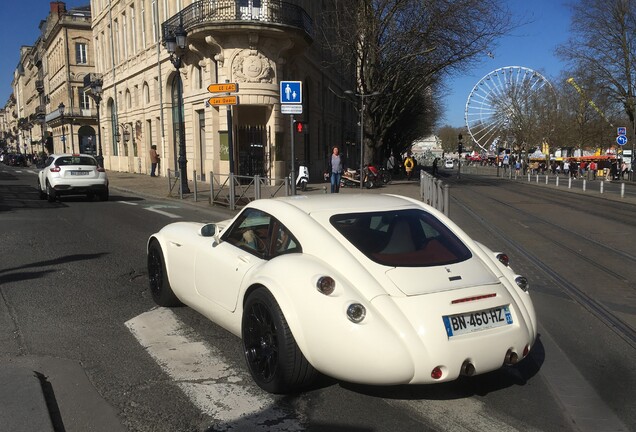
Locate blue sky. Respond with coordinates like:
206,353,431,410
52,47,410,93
2,0,571,129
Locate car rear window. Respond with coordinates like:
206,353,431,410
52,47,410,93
56,156,97,166
330,209,472,267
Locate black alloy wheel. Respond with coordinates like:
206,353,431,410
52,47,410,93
46,182,56,202
147,241,181,307
242,288,317,394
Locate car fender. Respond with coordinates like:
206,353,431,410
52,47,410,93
241,254,416,383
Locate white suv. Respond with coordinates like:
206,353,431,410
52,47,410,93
37,153,109,202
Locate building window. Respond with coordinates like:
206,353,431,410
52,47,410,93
76,43,88,64
79,88,90,110
151,0,158,43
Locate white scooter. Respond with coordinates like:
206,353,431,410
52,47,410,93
296,165,309,191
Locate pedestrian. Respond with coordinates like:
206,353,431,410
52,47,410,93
149,145,160,177
432,157,438,176
621,160,628,179
329,146,344,193
404,154,415,180
589,161,597,180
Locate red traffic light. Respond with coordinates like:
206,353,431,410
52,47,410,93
294,121,305,133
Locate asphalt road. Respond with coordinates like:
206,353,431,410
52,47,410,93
1,164,634,432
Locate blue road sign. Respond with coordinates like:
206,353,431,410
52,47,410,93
280,81,302,104
617,127,627,135
616,135,628,146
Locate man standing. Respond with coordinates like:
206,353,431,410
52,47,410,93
149,145,160,177
329,146,343,193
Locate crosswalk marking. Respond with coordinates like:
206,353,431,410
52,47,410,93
125,308,303,431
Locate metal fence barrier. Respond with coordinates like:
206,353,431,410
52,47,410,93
419,170,449,215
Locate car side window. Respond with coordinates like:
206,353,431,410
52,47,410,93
222,208,272,256
270,221,301,257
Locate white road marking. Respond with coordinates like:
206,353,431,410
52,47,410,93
117,201,182,218
125,308,303,431
144,207,182,218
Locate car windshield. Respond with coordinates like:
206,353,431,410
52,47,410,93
56,156,97,166
330,209,472,267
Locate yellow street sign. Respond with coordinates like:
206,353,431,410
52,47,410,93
207,83,238,93
208,95,239,105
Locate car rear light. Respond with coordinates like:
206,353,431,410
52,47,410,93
316,276,335,295
523,344,530,357
496,253,509,266
97,167,106,172
451,293,496,304
346,303,366,323
431,366,443,380
50,166,61,172
515,276,529,292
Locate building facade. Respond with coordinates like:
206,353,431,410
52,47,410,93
3,0,358,181
90,0,357,181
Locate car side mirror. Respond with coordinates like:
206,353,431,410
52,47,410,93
200,223,221,246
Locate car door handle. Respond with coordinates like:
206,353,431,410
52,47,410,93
169,241,182,247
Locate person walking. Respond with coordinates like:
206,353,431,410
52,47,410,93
404,154,415,180
329,146,344,193
149,145,160,177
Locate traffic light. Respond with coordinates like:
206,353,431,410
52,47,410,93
458,143,463,154
294,121,307,133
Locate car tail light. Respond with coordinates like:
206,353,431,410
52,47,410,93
431,366,443,380
97,167,106,172
496,253,509,266
346,303,366,323
316,276,335,295
523,344,530,357
50,166,61,172
515,276,529,292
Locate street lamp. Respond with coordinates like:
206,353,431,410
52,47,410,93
345,90,381,189
164,24,190,193
58,102,66,153
87,76,104,167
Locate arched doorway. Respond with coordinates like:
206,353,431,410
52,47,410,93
78,125,96,155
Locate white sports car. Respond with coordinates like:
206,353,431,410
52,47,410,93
147,194,537,394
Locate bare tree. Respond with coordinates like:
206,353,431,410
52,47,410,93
556,0,636,150
320,0,513,163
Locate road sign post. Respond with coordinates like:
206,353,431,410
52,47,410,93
208,81,239,174
280,81,303,194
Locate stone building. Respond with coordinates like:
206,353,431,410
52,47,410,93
90,0,356,182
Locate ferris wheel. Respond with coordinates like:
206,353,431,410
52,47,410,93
465,66,556,151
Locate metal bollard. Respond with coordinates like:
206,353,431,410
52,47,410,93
545,175,549,184
621,182,625,198
582,179,586,191
600,181,604,194
556,176,559,187
568,177,572,189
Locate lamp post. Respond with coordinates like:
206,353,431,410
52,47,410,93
164,24,190,193
88,77,104,167
345,90,381,189
58,102,66,153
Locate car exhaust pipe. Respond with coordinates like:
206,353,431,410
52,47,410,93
460,361,475,376
504,349,519,365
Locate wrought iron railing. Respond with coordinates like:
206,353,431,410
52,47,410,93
162,0,312,41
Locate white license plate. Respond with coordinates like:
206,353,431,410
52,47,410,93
443,306,512,337
70,171,89,176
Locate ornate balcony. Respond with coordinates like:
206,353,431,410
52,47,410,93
162,0,313,43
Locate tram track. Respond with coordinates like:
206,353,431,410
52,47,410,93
449,179,636,349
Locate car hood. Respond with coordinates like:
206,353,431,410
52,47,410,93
385,256,500,296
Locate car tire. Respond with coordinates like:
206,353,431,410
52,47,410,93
147,240,182,307
242,288,318,394
99,188,109,201
46,182,56,203
37,179,46,200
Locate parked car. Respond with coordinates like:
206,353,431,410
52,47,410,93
444,159,454,169
147,194,537,394
37,153,109,202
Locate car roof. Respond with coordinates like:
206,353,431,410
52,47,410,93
259,193,421,215
49,153,96,158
